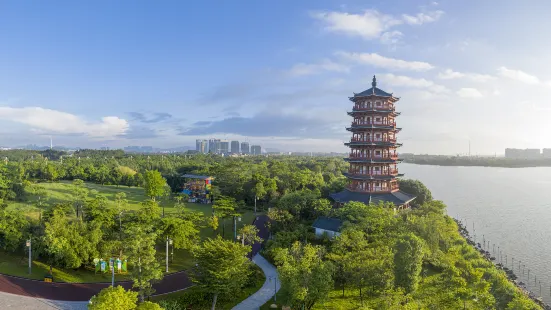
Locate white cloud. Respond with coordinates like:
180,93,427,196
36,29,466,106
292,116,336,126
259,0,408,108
287,59,349,76
380,73,449,93
498,66,540,84
402,11,444,25
438,69,494,82
457,88,483,98
0,106,129,138
380,31,403,46
336,52,434,71
311,10,402,40
311,9,444,43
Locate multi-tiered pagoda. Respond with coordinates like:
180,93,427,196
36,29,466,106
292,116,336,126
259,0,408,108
330,76,416,209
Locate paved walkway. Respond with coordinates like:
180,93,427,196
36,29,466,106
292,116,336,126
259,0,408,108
0,270,192,301
0,291,88,310
232,254,280,310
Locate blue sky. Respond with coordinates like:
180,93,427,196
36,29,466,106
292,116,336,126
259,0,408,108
2,0,551,154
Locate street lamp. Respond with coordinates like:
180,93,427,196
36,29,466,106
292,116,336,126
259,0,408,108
234,216,241,241
26,238,31,274
166,237,173,272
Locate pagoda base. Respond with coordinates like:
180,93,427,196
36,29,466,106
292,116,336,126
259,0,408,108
329,189,416,208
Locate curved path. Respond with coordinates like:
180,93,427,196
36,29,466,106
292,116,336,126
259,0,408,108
0,270,192,302
232,214,280,310
232,254,280,310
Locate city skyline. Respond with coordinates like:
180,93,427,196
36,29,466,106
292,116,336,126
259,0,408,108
3,1,551,154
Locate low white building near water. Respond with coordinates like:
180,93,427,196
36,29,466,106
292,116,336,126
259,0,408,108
312,217,343,238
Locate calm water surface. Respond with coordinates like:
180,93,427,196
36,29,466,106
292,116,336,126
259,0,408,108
400,163,551,302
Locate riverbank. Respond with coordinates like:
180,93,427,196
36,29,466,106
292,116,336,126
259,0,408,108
455,218,550,310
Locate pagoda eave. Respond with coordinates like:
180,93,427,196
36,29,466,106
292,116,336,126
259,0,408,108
345,142,402,147
329,189,416,207
346,125,398,131
344,158,403,163
347,110,400,116
343,173,404,180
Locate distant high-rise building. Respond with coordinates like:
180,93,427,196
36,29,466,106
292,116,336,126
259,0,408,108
241,142,250,154
208,139,217,154
220,140,229,153
505,148,541,159
543,148,551,158
196,139,202,152
195,139,208,153
231,140,240,153
251,145,261,155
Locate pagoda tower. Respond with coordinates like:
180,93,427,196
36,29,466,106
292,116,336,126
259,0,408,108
330,76,415,209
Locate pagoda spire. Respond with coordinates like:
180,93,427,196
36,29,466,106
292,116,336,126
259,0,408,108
372,75,377,88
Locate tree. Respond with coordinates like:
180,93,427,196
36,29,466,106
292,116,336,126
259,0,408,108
159,216,199,250
0,209,28,252
237,224,262,246
274,242,334,310
143,170,167,201
393,233,425,293
43,208,102,268
115,192,128,240
89,285,138,310
190,237,252,310
72,179,88,219
398,179,432,207
136,302,163,310
212,196,237,237
29,183,49,208
124,224,163,302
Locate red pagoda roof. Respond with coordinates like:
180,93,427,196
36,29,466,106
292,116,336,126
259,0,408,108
350,75,394,98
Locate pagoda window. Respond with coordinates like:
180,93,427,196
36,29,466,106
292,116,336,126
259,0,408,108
375,150,381,156
376,133,381,138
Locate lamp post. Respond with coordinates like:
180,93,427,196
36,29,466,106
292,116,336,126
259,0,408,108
26,238,31,274
234,216,241,241
111,258,115,286
166,237,172,272
254,196,257,216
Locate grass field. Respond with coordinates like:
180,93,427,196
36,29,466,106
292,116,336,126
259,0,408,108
2,181,260,283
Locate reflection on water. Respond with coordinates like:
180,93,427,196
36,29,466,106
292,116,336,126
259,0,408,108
400,163,551,303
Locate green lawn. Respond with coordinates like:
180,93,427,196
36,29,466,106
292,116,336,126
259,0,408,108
2,181,260,283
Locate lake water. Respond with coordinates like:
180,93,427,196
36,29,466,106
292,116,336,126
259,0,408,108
400,163,551,303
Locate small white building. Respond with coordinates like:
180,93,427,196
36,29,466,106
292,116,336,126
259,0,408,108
313,217,343,238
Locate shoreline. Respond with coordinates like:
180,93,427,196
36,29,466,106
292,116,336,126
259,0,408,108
454,218,550,309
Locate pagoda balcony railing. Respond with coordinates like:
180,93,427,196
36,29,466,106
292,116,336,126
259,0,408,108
347,185,400,192
348,170,399,176
351,121,396,126
353,105,394,111
349,154,399,160
350,137,396,143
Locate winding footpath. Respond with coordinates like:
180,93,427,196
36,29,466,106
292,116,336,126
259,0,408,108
232,215,280,310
